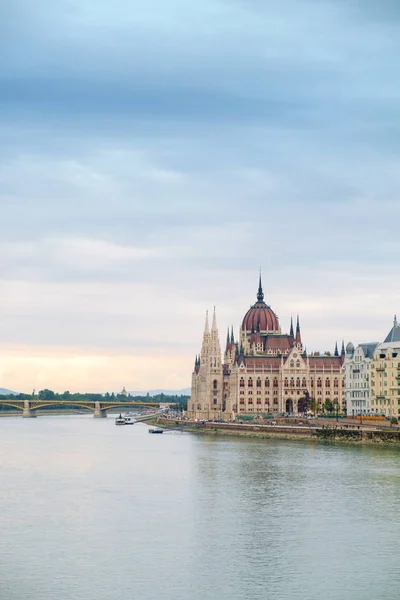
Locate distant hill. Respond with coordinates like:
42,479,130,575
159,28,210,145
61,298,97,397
129,388,191,397
0,388,18,395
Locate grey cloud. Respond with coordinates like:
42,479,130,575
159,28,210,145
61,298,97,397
1,0,400,376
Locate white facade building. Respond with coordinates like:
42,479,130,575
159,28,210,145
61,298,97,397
345,342,378,416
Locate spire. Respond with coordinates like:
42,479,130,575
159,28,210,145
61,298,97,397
334,341,339,357
226,328,230,343
230,326,234,343
204,310,209,334
341,340,345,356
211,306,217,331
295,314,302,345
290,316,294,337
257,270,264,303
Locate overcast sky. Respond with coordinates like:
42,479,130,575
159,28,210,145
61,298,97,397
1,0,400,393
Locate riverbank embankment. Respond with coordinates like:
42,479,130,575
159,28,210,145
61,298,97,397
154,417,400,444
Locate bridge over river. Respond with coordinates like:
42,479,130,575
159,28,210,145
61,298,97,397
0,399,161,418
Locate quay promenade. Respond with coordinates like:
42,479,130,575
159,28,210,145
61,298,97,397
155,416,400,444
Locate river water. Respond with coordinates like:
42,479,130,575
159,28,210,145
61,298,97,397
1,416,400,600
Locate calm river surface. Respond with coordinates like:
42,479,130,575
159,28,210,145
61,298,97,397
1,416,400,600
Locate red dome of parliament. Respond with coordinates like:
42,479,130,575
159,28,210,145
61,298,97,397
242,277,279,332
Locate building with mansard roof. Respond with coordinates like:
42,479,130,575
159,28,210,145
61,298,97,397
187,276,346,420
370,316,400,419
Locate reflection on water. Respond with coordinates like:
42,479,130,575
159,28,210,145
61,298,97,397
1,416,400,600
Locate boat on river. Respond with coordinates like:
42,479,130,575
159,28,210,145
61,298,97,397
149,428,164,434
115,414,136,425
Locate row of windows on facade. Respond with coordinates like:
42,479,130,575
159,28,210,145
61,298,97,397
371,372,400,381
211,377,342,390
238,395,340,405
236,389,340,396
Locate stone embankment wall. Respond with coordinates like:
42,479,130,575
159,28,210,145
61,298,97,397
156,418,400,444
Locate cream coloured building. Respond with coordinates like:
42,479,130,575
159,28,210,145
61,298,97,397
344,342,378,416
187,277,345,421
370,317,400,419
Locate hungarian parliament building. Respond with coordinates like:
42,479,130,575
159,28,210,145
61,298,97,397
187,276,345,420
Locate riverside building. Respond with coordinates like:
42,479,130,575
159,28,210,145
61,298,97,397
370,317,400,418
187,276,345,421
344,342,378,416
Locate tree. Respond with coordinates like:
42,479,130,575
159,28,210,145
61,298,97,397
309,398,318,415
38,389,56,400
324,399,334,414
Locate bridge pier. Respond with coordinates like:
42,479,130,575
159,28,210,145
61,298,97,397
23,401,37,418
93,402,107,418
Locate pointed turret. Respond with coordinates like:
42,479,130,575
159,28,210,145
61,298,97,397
200,310,211,363
211,306,217,331
290,316,294,337
295,314,302,345
341,340,345,356
226,328,230,344
230,326,234,343
334,341,339,357
204,310,209,334
257,271,264,303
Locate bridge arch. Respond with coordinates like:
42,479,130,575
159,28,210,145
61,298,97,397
0,401,23,411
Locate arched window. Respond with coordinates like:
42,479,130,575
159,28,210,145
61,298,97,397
311,378,314,388
240,378,244,388
302,378,307,388
248,378,253,388
290,360,294,368
265,378,270,388
284,378,288,388
334,378,339,388
290,378,295,388
296,360,300,368
256,378,261,388
273,378,278,388
296,378,300,388
326,378,330,388
317,378,322,388
213,380,217,390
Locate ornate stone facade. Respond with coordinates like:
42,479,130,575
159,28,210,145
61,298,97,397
370,317,400,418
344,342,378,416
187,277,346,420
